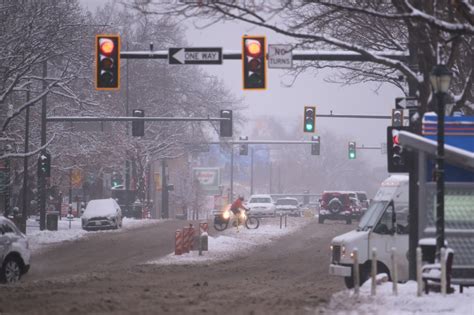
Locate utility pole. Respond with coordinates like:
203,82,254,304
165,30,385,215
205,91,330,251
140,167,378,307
269,161,273,194
125,43,131,191
21,90,30,233
161,159,168,219
230,146,234,202
39,61,47,231
406,47,421,280
250,148,254,195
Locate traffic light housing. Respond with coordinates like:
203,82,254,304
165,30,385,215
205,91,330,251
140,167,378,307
37,151,51,177
387,126,412,173
220,109,233,137
111,172,123,188
348,141,356,159
392,109,403,127
132,109,145,137
95,34,120,90
239,136,248,156
242,36,266,90
304,106,316,133
311,135,320,155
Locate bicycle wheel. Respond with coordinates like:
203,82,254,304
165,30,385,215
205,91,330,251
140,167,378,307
214,219,229,231
245,216,260,229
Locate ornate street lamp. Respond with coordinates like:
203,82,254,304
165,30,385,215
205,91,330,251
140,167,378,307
429,64,452,259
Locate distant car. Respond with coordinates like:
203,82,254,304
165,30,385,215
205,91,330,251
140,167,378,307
356,191,369,211
0,216,31,283
82,198,123,231
247,194,276,217
275,198,301,217
318,191,362,224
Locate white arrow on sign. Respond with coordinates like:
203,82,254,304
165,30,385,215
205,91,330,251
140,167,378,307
172,49,185,64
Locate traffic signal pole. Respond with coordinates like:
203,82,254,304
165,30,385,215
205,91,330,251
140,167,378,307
46,116,229,122
120,50,408,62
39,61,47,231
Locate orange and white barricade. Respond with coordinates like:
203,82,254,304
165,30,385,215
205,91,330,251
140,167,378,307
175,229,183,255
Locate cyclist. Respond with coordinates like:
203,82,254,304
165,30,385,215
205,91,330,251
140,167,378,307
230,195,249,226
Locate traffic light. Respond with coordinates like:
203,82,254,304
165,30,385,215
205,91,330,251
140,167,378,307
242,35,266,90
95,34,120,90
111,172,123,188
348,141,356,159
387,126,412,172
311,135,320,155
220,109,233,137
392,109,403,127
304,106,316,133
132,109,145,137
239,136,248,156
37,151,51,177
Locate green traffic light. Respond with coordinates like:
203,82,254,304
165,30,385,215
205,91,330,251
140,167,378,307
305,123,313,131
349,152,356,159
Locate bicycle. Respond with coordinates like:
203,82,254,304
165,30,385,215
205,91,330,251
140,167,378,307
213,206,260,231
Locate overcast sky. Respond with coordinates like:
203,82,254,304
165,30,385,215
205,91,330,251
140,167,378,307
81,0,403,167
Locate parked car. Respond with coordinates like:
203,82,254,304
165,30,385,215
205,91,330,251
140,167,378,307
81,198,123,231
0,216,31,283
318,191,362,224
275,197,301,217
247,194,276,217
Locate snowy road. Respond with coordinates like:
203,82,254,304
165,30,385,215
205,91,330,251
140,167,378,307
0,217,352,314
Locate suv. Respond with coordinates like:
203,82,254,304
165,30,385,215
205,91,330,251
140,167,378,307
318,191,362,224
247,194,276,217
275,198,301,217
0,216,31,283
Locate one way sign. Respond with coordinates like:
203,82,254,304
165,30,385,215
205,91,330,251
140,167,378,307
169,47,222,65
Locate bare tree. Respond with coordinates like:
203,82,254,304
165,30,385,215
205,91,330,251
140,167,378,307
127,0,473,114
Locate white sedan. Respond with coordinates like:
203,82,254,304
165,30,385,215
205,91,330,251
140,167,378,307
0,216,31,283
247,194,276,217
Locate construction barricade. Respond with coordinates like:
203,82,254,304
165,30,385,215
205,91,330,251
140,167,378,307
175,229,183,255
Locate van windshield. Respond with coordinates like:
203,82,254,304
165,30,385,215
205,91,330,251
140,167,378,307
357,200,389,231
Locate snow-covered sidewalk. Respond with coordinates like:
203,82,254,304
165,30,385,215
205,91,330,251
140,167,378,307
321,280,473,315
25,216,161,253
148,217,311,265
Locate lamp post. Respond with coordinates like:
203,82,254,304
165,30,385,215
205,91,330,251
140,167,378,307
429,64,452,259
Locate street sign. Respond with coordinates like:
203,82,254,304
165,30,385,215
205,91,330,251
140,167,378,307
268,44,292,69
192,167,221,195
395,97,418,109
169,47,222,65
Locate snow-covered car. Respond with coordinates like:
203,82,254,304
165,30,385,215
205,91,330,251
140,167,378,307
0,216,31,283
81,198,122,231
275,197,301,217
247,194,276,217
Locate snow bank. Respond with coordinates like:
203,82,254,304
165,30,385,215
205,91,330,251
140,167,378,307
26,217,162,253
322,280,473,315
148,217,310,265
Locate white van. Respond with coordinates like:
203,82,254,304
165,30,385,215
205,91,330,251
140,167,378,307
328,175,409,288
